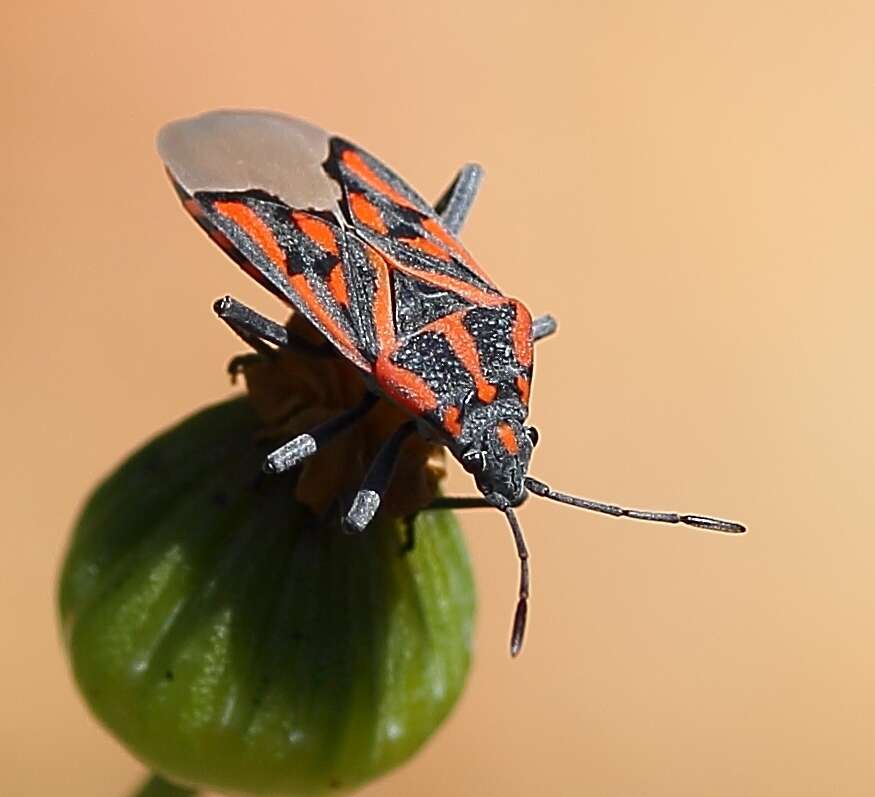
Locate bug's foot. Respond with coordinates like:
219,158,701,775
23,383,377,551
263,434,317,474
227,352,264,381
343,490,381,534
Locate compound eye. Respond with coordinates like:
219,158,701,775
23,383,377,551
525,426,540,447
461,449,486,474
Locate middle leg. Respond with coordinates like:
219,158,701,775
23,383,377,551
263,392,379,474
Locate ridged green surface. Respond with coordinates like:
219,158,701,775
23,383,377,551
59,398,475,796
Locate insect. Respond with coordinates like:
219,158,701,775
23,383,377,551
158,110,745,656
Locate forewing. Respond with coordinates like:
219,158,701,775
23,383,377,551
158,111,531,409
159,111,372,371
158,110,342,213
327,137,502,300
182,188,372,370
320,138,533,434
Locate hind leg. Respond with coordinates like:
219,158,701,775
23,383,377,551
434,164,484,235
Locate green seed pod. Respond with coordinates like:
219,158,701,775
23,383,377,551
59,397,475,796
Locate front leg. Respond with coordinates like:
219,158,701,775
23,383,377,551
399,496,496,555
434,164,484,235
344,421,418,533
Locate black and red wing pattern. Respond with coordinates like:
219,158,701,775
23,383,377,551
170,130,535,441
326,137,500,294
322,137,534,437
174,185,373,371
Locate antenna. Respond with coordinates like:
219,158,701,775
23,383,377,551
524,477,746,534
485,479,745,656
487,495,531,656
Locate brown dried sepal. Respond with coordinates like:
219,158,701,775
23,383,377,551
240,313,446,517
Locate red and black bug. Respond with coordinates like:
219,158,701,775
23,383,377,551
158,110,745,656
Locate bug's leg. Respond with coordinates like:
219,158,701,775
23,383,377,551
427,496,499,510
263,392,379,474
532,314,558,342
400,513,417,554
215,296,287,378
397,498,495,556
434,164,484,235
425,492,530,511
344,421,418,534
214,295,289,353
392,491,508,552
213,295,336,359
226,352,266,378
402,494,528,554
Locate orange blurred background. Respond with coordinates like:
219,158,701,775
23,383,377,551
4,2,874,795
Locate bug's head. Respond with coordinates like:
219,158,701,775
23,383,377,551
461,420,539,506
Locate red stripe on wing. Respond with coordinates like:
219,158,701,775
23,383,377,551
292,211,340,256
214,201,287,270
420,217,498,289
342,149,417,210
288,272,368,369
349,192,389,234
